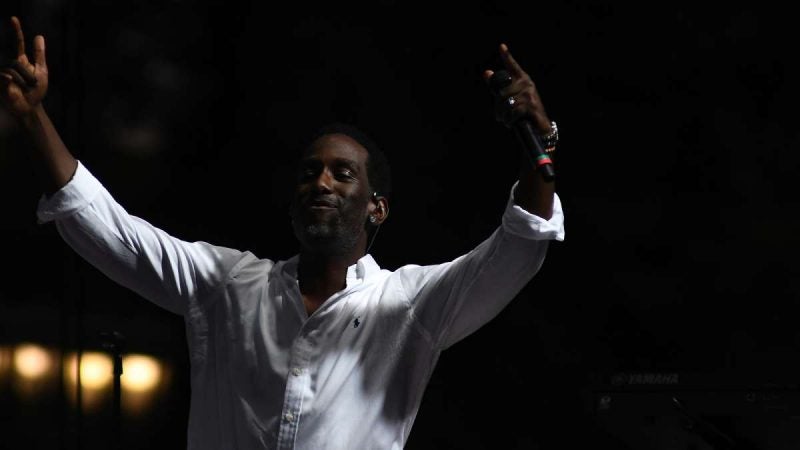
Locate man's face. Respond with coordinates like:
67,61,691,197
290,133,373,254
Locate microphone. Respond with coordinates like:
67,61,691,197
489,70,555,182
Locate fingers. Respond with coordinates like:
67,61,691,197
499,43,525,78
0,67,30,91
0,73,9,104
11,16,26,59
10,60,36,86
0,72,11,95
33,35,46,69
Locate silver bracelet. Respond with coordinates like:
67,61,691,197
538,121,558,152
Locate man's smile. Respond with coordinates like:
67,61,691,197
307,196,339,210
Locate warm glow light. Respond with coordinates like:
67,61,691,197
0,346,11,382
66,352,113,390
13,343,52,380
0,346,10,370
121,354,161,393
62,351,168,414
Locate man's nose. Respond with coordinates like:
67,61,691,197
313,169,334,192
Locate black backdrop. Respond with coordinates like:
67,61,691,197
1,1,799,449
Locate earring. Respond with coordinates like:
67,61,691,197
369,216,377,224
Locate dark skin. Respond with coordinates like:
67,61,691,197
0,17,77,196
1,18,555,316
484,43,556,221
290,133,389,315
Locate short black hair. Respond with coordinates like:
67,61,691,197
305,123,392,200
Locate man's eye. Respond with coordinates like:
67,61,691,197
335,170,354,180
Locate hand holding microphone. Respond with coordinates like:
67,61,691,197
484,44,556,182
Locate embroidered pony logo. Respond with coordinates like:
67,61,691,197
353,317,361,328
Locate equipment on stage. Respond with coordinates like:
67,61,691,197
589,370,800,449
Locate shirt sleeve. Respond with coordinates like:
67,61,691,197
397,181,565,350
36,161,246,316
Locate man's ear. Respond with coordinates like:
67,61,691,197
369,192,389,226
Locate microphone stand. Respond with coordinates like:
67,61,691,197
672,396,738,449
100,331,125,450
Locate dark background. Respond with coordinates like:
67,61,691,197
1,1,799,449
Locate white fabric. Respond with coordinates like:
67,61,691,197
37,161,565,449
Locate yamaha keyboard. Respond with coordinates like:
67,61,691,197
590,370,800,416
588,371,800,449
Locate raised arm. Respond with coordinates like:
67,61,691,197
2,17,246,315
0,16,77,195
483,43,556,219
396,44,565,350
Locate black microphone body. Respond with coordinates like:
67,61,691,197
489,70,555,182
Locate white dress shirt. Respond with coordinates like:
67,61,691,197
37,161,565,449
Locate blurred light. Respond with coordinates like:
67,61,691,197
0,346,11,381
64,351,114,412
121,354,161,393
120,353,168,416
11,343,59,399
13,343,52,380
115,124,163,157
65,352,113,390
63,351,168,414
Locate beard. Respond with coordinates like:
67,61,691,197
292,207,365,256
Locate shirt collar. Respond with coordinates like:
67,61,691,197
281,253,381,286
347,254,379,286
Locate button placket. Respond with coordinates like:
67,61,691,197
276,337,313,448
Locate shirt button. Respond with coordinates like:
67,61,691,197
284,413,294,423
292,368,302,376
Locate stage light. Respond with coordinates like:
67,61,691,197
121,354,161,393
65,352,113,390
80,352,112,390
0,346,11,381
13,343,52,380
64,351,114,412
11,343,59,399
120,353,167,416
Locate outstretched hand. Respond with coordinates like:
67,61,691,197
0,16,48,117
483,43,551,134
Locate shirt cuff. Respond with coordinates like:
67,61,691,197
36,161,102,224
501,180,565,241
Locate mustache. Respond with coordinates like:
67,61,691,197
305,195,340,208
